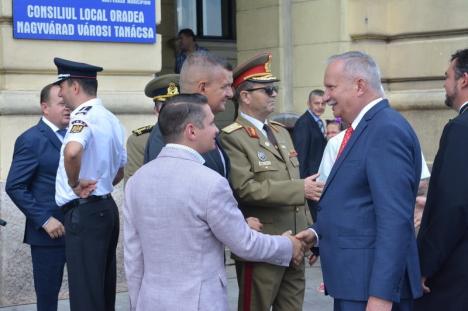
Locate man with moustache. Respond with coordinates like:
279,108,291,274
296,51,422,311
415,48,468,310
6,84,70,311
220,52,322,311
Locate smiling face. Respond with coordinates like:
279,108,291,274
322,60,360,124
202,66,233,113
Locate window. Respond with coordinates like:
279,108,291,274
177,0,236,40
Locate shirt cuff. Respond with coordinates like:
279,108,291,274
42,217,52,228
308,228,319,246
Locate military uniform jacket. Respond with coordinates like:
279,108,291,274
220,114,310,237
124,124,153,183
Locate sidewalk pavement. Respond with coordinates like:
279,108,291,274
0,261,333,310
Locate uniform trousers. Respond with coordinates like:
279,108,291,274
30,245,66,311
236,260,305,311
64,196,119,311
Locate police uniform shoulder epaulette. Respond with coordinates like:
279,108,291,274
132,125,154,136
221,122,243,134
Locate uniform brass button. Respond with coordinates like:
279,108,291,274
295,207,299,212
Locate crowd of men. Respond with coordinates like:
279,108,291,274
5,47,468,311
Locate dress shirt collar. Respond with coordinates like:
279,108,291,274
351,97,383,130
41,116,60,132
240,111,268,137
459,101,468,114
166,143,205,164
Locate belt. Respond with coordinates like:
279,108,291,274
61,194,112,214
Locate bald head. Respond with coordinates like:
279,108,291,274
179,51,233,113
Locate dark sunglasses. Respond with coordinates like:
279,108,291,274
245,86,278,97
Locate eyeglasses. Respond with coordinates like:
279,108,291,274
245,86,278,97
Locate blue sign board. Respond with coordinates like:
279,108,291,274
13,0,156,43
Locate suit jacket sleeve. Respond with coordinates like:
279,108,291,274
366,123,420,300
292,118,311,178
220,132,305,207
418,120,468,278
123,178,144,311
206,177,292,266
6,135,51,229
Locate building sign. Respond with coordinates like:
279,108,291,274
13,0,156,43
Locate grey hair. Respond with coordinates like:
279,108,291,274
328,51,384,95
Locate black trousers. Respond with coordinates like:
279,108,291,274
64,197,119,311
30,245,66,311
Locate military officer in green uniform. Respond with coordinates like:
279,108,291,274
124,74,179,183
220,53,323,311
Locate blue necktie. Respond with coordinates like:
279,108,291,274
57,128,67,138
317,119,325,136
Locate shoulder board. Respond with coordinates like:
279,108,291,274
132,125,154,136
221,122,243,134
269,120,286,127
75,106,93,116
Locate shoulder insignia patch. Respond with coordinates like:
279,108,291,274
70,119,88,133
132,125,154,136
221,122,243,134
75,106,93,116
244,127,259,139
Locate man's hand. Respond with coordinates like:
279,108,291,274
71,179,97,198
282,230,305,267
304,173,324,201
295,228,317,249
366,296,392,311
421,276,430,294
414,196,426,230
308,254,319,266
246,217,263,232
43,217,65,239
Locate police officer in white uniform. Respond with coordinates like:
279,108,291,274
53,58,126,311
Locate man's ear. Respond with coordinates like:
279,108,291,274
459,72,468,89
197,81,207,94
355,78,366,96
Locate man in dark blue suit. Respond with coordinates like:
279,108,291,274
293,89,327,221
6,84,70,311
297,51,422,311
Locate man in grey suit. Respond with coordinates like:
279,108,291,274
124,94,304,311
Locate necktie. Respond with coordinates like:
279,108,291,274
317,119,325,136
57,128,67,138
263,124,278,149
337,127,354,158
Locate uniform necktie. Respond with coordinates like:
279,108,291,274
263,124,278,149
337,127,354,158
57,128,67,138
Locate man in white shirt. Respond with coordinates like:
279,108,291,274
53,57,126,311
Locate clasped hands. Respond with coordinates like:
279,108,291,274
282,229,318,267
69,179,97,198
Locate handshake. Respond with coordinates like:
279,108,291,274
282,229,318,267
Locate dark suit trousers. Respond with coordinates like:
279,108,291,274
30,245,66,311
64,197,119,311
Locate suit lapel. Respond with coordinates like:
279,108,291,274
322,100,389,197
37,119,62,151
306,111,326,142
